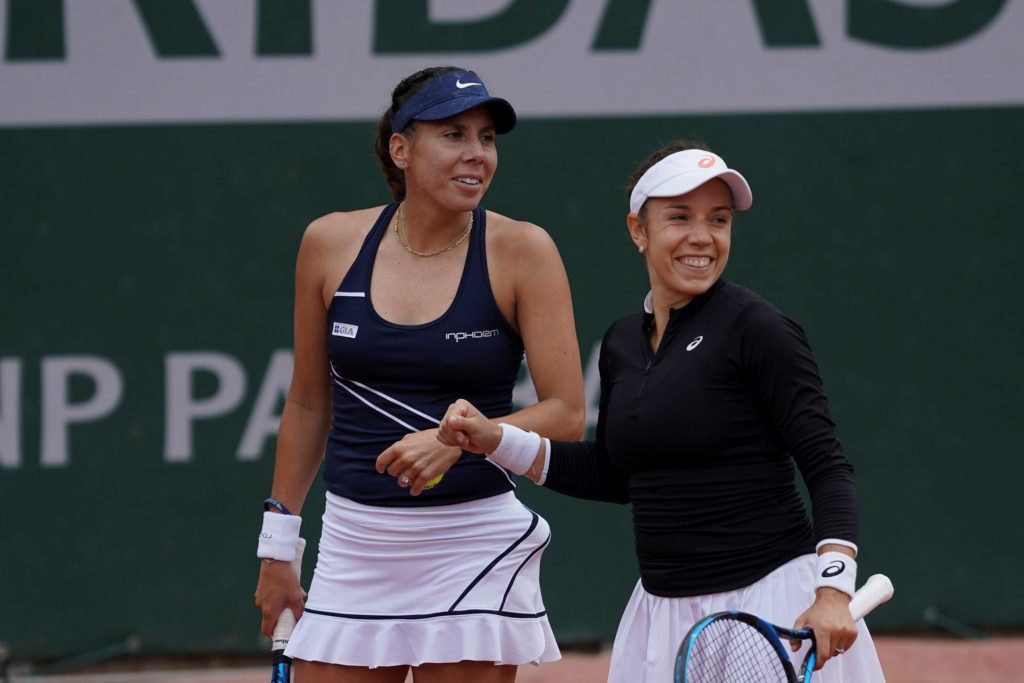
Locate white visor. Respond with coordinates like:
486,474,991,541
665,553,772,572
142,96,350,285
629,149,752,214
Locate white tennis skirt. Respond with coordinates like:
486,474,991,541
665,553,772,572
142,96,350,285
609,554,887,683
285,491,560,668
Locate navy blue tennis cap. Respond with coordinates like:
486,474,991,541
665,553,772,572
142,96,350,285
391,70,517,134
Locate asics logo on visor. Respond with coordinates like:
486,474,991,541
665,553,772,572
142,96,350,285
455,79,483,89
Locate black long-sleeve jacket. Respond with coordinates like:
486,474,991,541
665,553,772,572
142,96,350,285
545,279,858,597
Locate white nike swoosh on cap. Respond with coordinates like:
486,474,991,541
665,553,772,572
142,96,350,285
455,80,482,88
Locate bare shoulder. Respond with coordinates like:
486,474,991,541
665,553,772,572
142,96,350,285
484,211,560,261
484,212,569,315
484,212,577,347
302,206,384,251
296,206,388,299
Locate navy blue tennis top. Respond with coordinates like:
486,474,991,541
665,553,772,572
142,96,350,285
324,203,524,506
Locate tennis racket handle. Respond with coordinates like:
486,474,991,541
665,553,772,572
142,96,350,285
270,537,306,652
848,573,894,621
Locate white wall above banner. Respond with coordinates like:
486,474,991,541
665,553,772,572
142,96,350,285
1,0,1021,127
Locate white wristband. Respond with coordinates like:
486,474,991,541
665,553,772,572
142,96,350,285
536,438,551,486
257,511,302,561
487,423,541,475
815,551,857,598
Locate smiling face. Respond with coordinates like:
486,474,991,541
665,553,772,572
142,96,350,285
628,178,734,309
390,106,497,212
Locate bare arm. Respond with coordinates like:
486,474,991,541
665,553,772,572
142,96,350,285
791,543,858,670
255,218,335,636
499,219,585,439
270,218,336,511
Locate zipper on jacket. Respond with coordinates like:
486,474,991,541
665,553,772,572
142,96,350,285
638,358,653,397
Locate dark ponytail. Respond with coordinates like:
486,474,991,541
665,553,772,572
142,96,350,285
375,66,463,201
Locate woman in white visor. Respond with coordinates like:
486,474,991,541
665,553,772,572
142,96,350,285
438,139,887,682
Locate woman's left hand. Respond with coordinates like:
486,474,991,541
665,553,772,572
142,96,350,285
792,587,858,670
375,428,463,496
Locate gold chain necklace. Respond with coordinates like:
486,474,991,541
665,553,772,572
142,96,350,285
394,203,473,257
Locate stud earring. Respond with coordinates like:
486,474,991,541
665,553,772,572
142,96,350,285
638,245,645,254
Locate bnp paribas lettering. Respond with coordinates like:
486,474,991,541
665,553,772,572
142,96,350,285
3,0,1007,61
0,342,605,469
0,351,294,468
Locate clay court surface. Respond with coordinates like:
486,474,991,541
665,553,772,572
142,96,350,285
12,636,1024,683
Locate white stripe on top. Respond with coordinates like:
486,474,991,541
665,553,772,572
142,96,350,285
333,380,420,433
328,364,517,487
330,363,441,426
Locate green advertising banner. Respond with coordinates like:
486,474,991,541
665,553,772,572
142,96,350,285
2,0,1023,662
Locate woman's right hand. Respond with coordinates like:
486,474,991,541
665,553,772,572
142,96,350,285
255,559,307,637
437,399,504,454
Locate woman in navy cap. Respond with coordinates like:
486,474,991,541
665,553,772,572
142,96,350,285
254,66,585,682
437,139,888,682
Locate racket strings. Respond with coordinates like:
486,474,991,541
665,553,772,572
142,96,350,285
684,619,792,682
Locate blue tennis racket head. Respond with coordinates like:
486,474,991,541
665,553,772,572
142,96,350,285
674,610,818,683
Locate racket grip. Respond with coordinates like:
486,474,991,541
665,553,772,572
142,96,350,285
270,537,306,652
848,573,894,621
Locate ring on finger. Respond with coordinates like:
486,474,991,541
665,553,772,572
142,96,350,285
398,474,411,486
834,647,846,655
